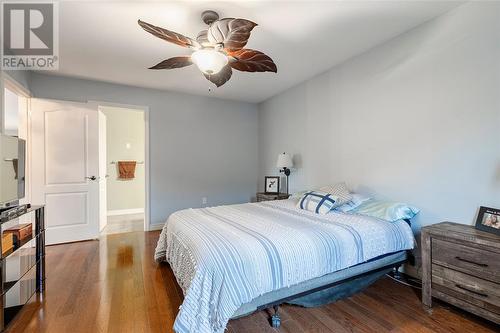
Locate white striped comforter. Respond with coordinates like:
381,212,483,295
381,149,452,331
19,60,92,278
155,199,414,333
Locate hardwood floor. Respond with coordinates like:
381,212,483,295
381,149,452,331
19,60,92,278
6,231,498,333
101,213,144,235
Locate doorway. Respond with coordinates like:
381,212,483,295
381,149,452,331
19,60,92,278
99,106,146,235
2,75,30,206
29,98,149,245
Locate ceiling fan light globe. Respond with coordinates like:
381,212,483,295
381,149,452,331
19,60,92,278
191,49,228,75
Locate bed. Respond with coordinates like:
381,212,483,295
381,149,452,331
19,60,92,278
155,199,415,333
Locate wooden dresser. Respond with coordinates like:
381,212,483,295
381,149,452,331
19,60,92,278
421,222,499,324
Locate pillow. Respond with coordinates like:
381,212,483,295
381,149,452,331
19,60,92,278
319,182,352,206
335,193,371,213
351,199,419,222
290,190,308,200
297,191,341,214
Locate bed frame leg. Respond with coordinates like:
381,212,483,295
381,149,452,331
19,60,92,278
393,265,401,280
270,305,281,328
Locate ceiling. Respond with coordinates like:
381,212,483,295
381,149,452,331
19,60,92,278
41,1,463,103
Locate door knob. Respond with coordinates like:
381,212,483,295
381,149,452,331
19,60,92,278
86,176,97,181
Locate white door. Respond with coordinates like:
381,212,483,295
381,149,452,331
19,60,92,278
98,110,107,232
31,99,100,244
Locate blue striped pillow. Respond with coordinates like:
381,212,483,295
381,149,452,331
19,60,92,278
297,191,338,214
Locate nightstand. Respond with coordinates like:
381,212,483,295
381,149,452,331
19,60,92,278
256,192,290,202
421,222,500,324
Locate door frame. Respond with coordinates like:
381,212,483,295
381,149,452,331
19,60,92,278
1,72,32,204
97,110,107,232
89,100,151,231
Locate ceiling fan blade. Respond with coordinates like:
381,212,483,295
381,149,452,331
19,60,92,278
203,65,233,87
227,49,277,73
196,30,209,46
138,20,200,49
149,56,193,70
207,18,257,51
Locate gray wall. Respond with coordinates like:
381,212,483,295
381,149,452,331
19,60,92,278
30,73,259,227
258,2,500,232
4,70,31,92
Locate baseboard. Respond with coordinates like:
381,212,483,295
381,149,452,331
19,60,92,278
148,223,164,231
107,208,144,216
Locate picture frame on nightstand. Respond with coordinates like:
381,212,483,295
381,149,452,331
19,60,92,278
264,176,280,194
475,206,500,235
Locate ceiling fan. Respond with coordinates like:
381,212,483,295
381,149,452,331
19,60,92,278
138,10,277,87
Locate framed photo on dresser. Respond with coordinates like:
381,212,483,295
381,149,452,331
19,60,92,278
264,176,280,194
475,206,500,235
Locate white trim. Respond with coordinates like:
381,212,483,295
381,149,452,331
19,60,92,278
89,100,146,111
2,72,32,97
144,106,150,231
1,72,31,136
0,72,3,137
107,208,145,216
89,100,151,231
149,223,164,231
27,98,32,204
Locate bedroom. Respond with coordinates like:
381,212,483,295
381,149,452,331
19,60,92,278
0,1,498,332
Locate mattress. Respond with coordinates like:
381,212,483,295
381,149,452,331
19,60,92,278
155,199,415,333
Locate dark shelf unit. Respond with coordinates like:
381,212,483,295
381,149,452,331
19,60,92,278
0,205,45,330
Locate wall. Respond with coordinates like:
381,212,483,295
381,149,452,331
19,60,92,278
30,74,259,227
3,71,31,93
101,107,145,213
258,2,500,232
3,87,19,136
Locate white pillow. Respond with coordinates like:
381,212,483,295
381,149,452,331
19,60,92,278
297,191,340,214
319,182,352,206
290,190,308,200
335,193,372,213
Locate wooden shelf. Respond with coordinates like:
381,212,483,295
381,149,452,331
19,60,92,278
2,258,40,295
1,235,33,260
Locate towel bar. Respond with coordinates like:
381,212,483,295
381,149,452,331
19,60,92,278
110,161,144,164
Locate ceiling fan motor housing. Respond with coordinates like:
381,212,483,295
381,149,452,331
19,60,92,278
201,10,219,25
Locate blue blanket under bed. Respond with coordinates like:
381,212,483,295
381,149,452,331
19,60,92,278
232,250,406,317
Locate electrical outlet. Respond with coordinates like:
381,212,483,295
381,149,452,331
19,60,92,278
202,197,207,205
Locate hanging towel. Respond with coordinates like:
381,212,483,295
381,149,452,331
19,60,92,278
117,161,136,179
12,159,18,180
